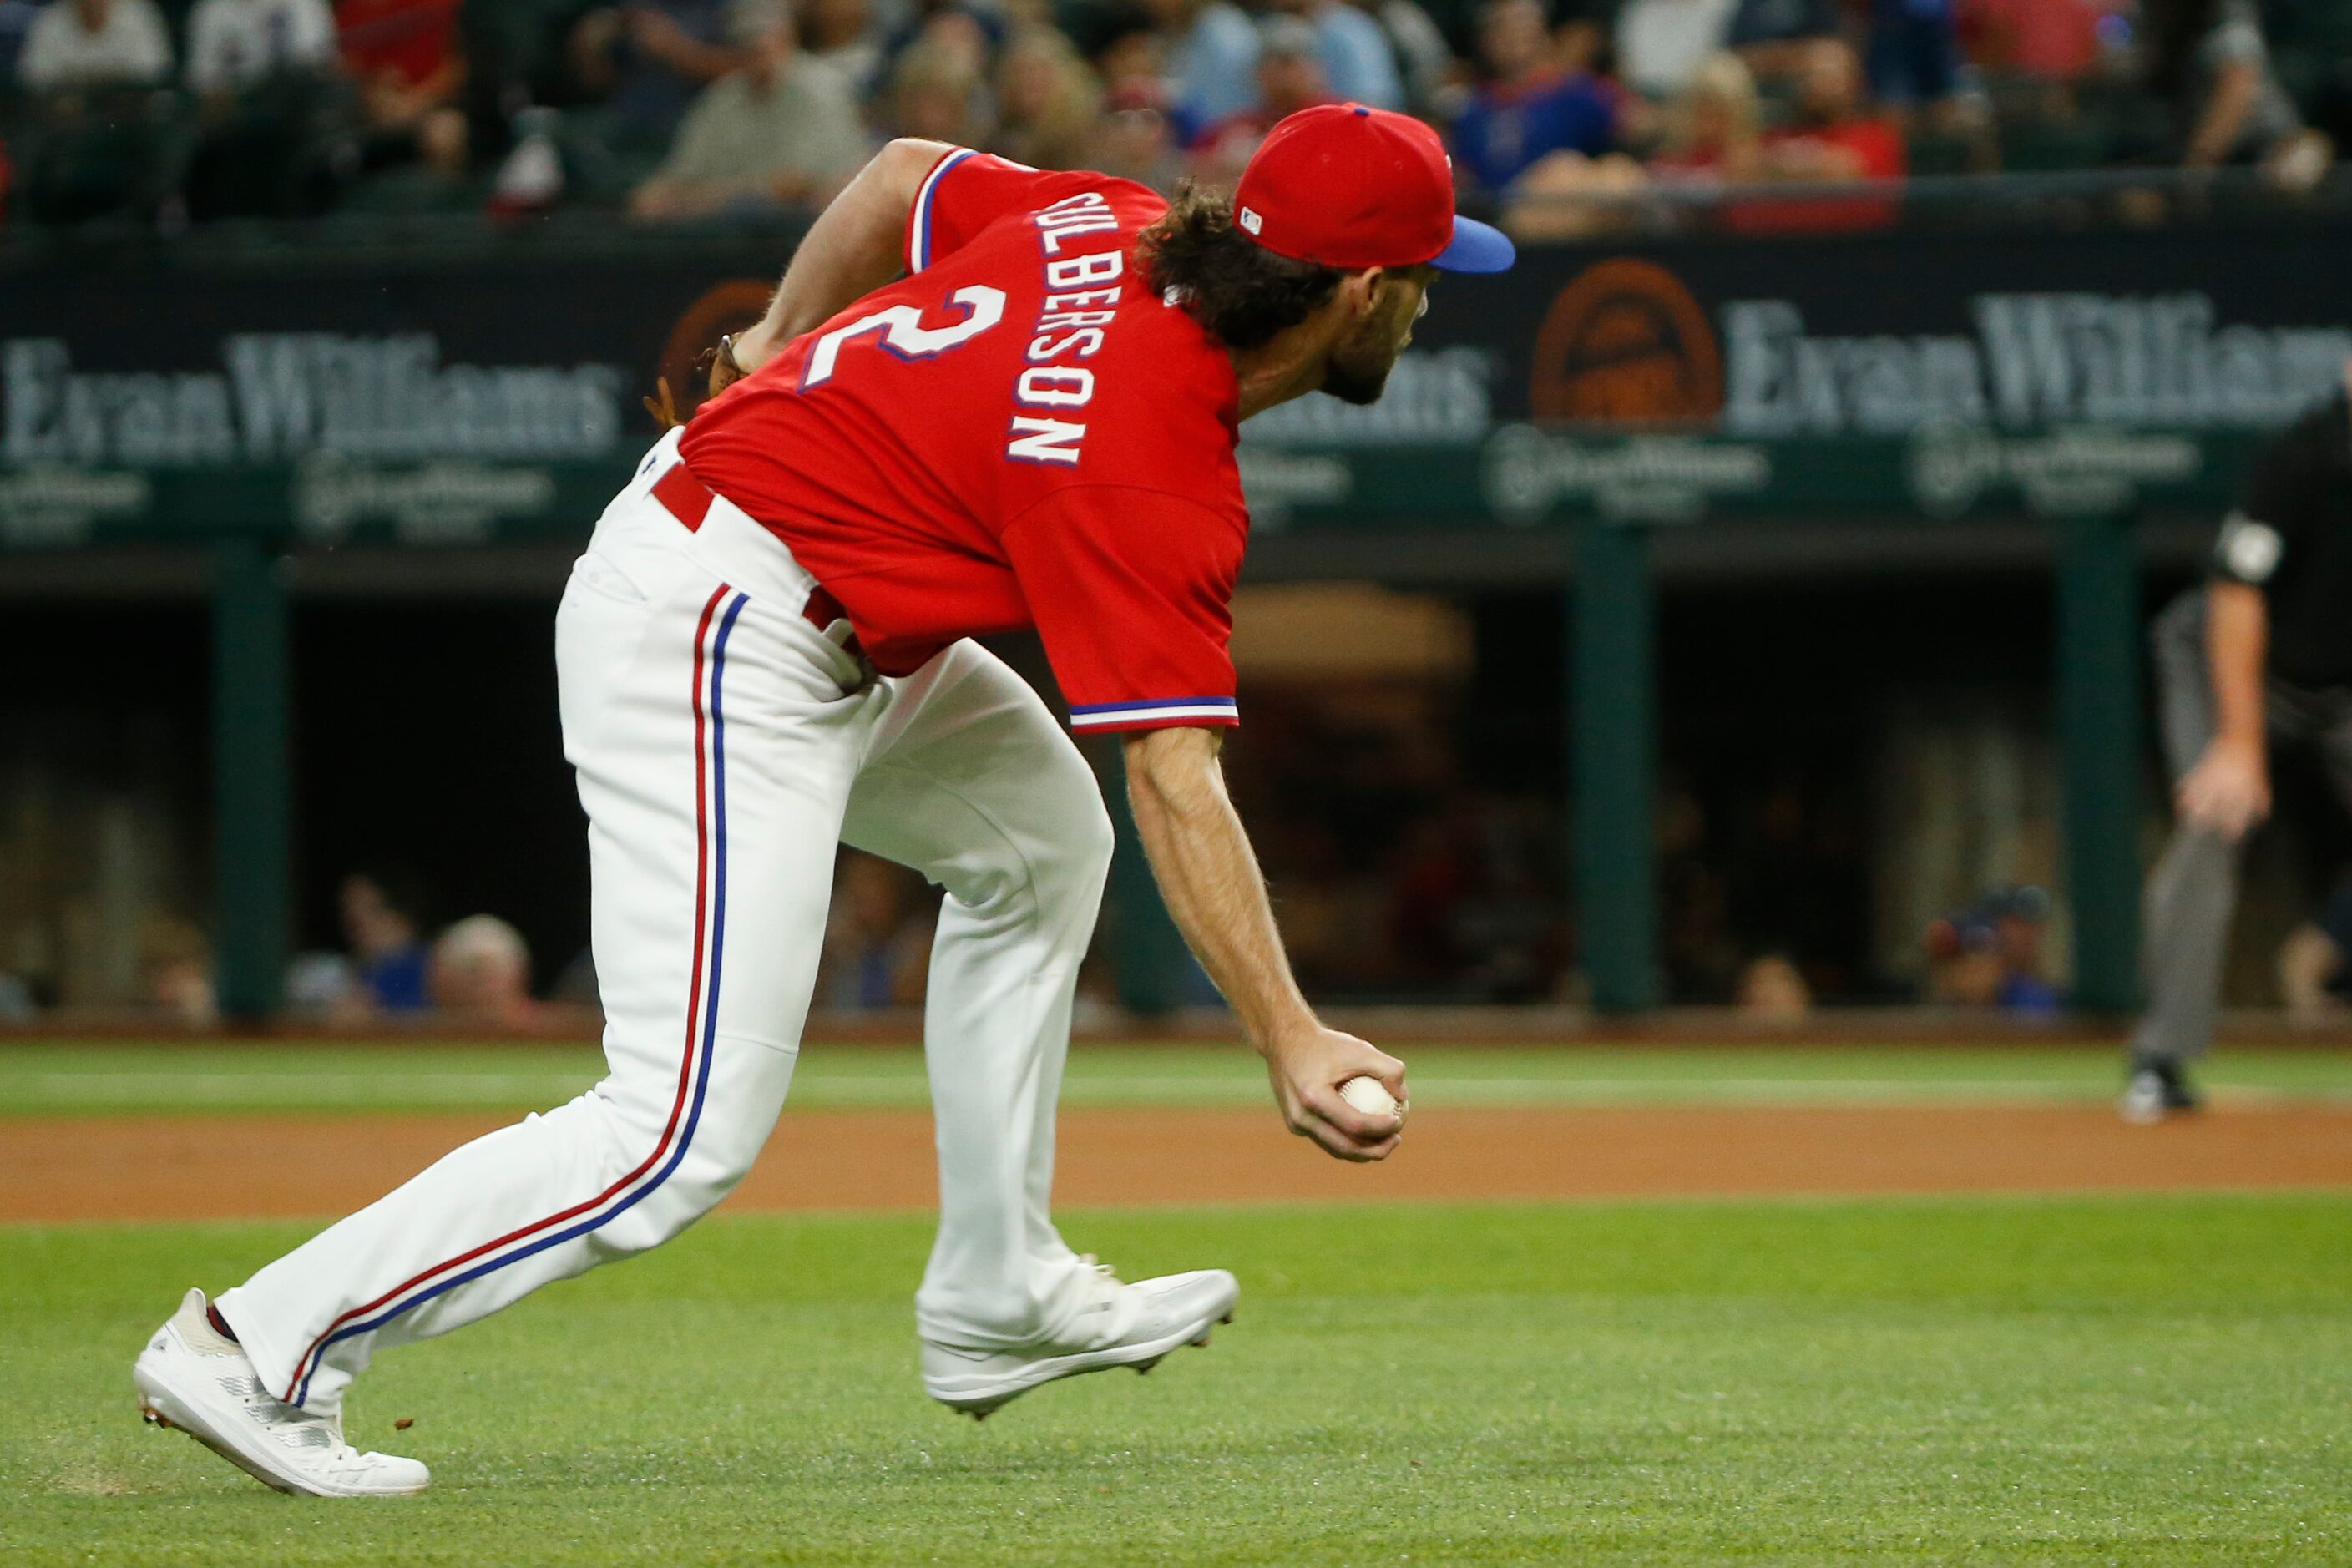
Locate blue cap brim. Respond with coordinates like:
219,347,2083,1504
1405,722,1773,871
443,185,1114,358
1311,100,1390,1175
1430,215,1515,274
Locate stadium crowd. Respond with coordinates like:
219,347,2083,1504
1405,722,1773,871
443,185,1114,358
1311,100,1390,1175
0,0,2346,230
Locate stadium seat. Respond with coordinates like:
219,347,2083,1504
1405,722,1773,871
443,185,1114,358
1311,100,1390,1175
13,87,195,226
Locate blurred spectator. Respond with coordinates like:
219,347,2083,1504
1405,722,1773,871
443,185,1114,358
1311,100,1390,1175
18,0,174,89
336,0,468,171
1136,0,1260,139
1383,792,1567,1002
0,0,38,81
0,971,32,1022
1616,0,1736,99
1091,15,1166,104
1649,49,1765,184
571,0,754,155
885,33,986,141
1373,0,1452,114
1726,0,1842,83
1452,0,1621,195
1097,78,1184,189
1498,137,1647,240
429,913,539,1025
2278,879,2352,1022
630,4,865,220
817,852,932,1008
1957,0,2104,83
341,869,432,1013
185,0,352,220
140,917,217,1026
1735,952,1813,1021
1924,888,2059,1015
1548,0,1616,77
797,0,882,94
993,25,1102,172
1761,37,1903,180
1658,783,1743,1000
1188,16,1331,184
1864,0,1964,117
2150,0,2324,177
284,949,357,1014
875,0,1004,94
187,0,338,94
1266,0,1405,111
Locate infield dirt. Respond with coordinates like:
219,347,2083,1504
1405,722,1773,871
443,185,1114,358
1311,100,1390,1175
6,1102,2349,1222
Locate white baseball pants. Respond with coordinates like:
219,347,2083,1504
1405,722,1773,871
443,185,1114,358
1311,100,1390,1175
218,430,1116,1413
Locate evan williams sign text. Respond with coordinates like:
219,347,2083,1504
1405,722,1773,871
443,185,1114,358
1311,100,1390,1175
3,336,626,467
1723,293,2352,436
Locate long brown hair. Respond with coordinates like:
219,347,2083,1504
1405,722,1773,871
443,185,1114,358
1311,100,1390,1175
1137,184,1346,351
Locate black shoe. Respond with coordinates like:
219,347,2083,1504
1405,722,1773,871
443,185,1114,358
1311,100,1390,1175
2119,1055,2201,1123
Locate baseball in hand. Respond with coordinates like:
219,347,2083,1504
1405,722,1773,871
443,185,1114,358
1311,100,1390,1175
1338,1075,1400,1118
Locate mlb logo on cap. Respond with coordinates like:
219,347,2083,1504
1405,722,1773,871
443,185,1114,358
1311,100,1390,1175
1233,104,1515,274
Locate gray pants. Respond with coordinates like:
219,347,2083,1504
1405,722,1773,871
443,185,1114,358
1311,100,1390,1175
2135,589,2352,1062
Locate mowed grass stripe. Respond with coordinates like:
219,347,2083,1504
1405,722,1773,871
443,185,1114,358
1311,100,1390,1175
3,1043,2349,1116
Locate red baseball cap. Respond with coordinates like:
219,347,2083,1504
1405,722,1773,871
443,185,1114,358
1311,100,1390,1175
1232,104,1515,275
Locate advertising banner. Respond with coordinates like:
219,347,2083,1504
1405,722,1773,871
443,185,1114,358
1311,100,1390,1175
4,213,2348,549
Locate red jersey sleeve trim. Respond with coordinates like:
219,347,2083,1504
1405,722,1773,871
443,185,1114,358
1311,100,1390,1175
905,145,979,274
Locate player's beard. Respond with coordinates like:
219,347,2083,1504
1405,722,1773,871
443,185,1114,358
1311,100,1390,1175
1320,285,1419,406
1321,331,1404,407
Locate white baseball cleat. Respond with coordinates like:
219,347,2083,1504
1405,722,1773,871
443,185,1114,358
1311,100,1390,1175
921,1259,1239,1420
133,1288,429,1498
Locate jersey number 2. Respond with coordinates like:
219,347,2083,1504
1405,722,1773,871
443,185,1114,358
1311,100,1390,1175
799,286,1006,391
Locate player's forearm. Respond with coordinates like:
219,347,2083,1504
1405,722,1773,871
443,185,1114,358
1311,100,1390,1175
1124,728,1318,1051
740,139,955,361
2207,581,2269,752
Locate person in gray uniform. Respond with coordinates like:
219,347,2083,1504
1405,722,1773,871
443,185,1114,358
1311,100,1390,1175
2128,369,2352,1121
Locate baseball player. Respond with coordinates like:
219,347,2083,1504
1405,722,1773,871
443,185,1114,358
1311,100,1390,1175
2127,358,2352,1122
130,104,1515,1497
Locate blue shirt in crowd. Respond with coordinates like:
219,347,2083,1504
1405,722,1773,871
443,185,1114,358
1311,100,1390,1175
362,943,432,1012
1452,73,1616,192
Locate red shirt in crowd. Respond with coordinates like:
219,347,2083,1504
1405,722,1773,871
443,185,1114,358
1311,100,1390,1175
1737,119,1906,234
1958,0,2102,82
336,0,458,88
680,150,1250,733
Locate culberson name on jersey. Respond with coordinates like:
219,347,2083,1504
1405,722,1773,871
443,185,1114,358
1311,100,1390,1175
1006,190,1128,468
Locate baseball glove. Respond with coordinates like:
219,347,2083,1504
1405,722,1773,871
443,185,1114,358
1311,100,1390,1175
644,331,750,432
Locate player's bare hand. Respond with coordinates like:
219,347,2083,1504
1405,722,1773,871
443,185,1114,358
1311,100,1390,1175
1263,1025,1407,1162
2178,738,2270,840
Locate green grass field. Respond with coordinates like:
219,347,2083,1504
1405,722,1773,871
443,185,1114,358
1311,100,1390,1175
2,1197,2348,1565
4,1043,2348,1564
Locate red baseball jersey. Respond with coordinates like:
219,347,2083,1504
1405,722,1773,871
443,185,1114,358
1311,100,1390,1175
678,149,1250,733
